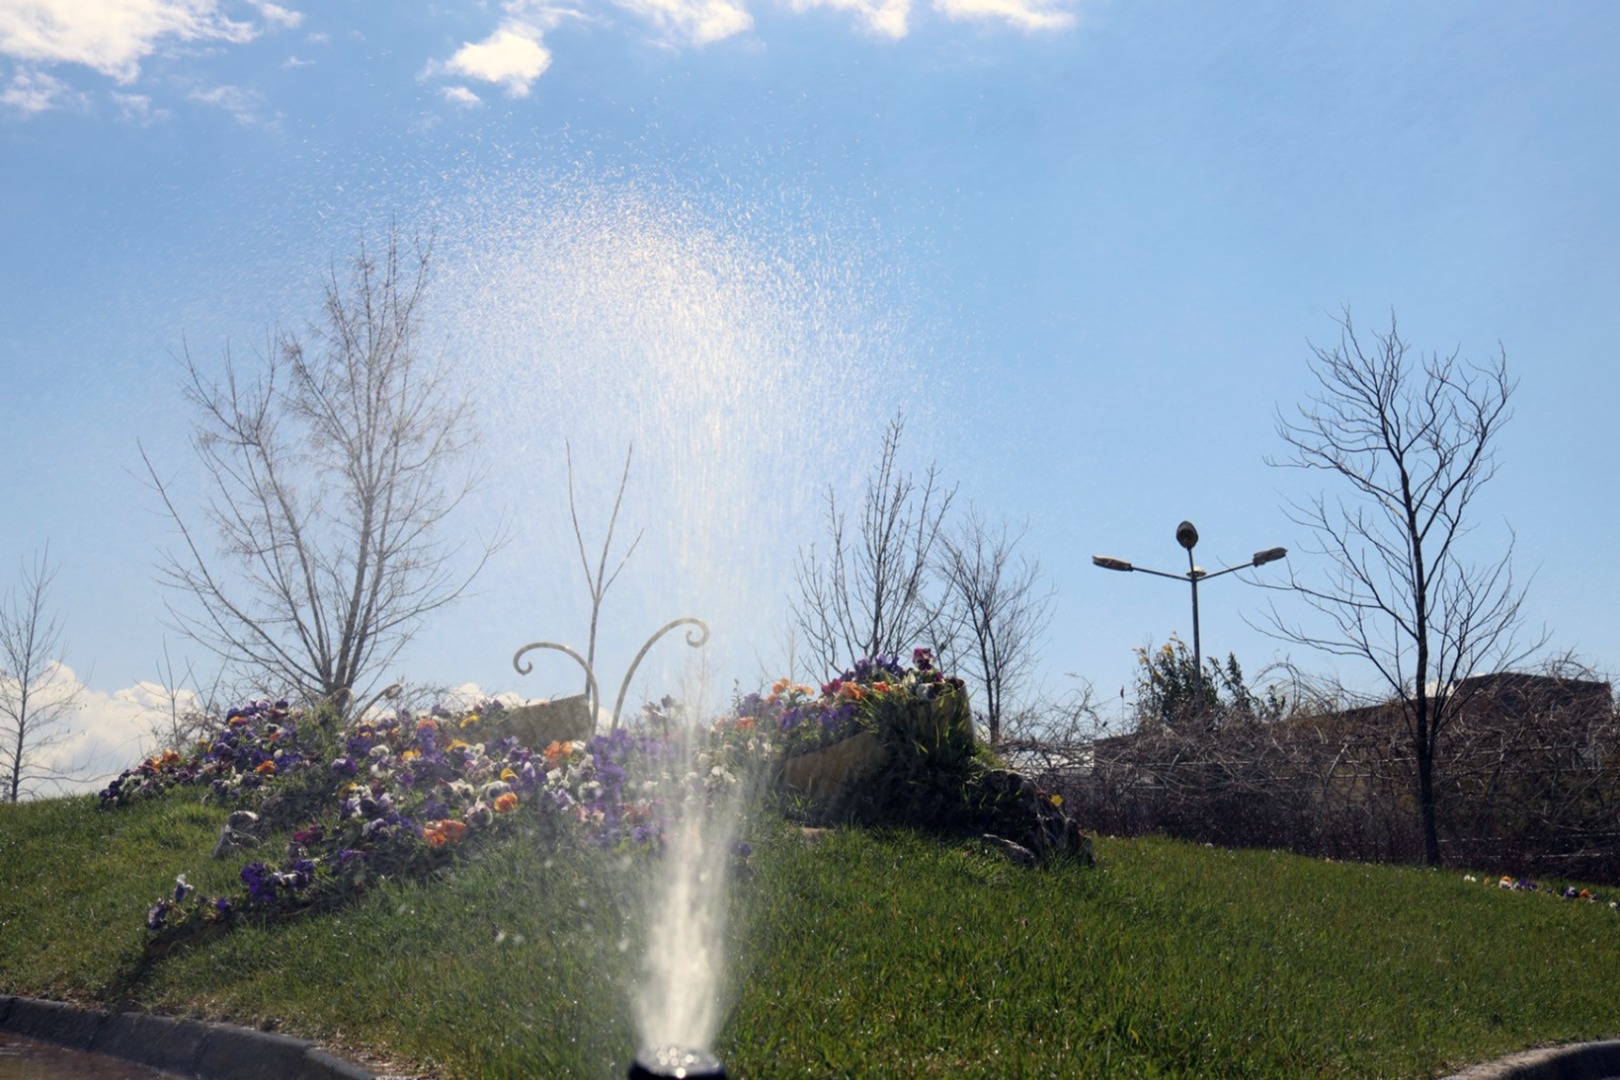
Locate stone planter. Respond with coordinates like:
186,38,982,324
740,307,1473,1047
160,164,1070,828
776,731,889,812
488,695,594,747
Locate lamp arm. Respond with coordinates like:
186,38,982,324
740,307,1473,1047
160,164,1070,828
1197,561,1256,582
1128,565,1191,582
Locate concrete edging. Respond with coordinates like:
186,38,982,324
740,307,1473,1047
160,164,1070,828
0,994,375,1079
1444,1039,1620,1080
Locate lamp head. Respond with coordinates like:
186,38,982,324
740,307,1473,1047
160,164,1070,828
1175,521,1199,551
1252,547,1288,567
1092,555,1133,572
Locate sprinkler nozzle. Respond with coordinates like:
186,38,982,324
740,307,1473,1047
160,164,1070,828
628,1046,727,1079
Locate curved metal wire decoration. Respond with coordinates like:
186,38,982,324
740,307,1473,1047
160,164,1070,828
511,641,601,719
511,617,709,733
609,617,710,731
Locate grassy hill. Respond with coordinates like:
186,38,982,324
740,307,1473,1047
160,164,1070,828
2,792,1618,1077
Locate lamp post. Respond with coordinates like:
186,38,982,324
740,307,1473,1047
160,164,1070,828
1092,520,1286,672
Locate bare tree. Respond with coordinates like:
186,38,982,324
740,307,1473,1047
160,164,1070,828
0,548,82,802
567,441,643,707
141,640,227,754
143,231,499,712
1265,308,1540,865
936,510,1054,746
792,414,957,677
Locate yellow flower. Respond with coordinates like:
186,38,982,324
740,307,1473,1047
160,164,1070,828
401,749,421,761
460,713,481,728
500,767,517,781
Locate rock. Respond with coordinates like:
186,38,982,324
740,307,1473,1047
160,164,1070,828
980,833,1038,868
975,768,1094,866
777,731,889,811
212,810,262,860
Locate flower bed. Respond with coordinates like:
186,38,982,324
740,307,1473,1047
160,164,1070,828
114,651,1091,952
119,697,764,952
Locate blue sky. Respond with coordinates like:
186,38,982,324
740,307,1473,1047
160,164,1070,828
3,1,1618,790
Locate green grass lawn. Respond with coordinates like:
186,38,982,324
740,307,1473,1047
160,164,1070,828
2,793,1617,1078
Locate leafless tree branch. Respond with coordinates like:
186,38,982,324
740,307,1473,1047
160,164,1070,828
144,230,503,712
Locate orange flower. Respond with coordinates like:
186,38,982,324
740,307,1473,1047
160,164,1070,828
437,819,468,843
871,681,891,694
230,716,249,727
255,760,277,776
160,749,181,765
838,682,867,701
735,716,756,731
494,792,519,813
416,718,439,734
424,830,448,848
543,741,572,768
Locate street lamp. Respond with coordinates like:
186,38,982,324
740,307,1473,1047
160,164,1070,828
1092,520,1286,672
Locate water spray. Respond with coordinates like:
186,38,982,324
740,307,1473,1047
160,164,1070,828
628,1046,727,1079
513,619,734,1080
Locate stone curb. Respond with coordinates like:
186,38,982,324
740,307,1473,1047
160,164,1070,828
0,994,375,1079
1445,1039,1620,1079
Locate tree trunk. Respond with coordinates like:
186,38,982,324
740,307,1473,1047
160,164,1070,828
1416,739,1441,866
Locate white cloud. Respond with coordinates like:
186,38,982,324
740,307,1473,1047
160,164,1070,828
612,0,751,45
788,0,909,39
931,0,1074,32
0,67,82,112
424,4,584,98
246,0,302,29
111,88,168,122
0,0,260,83
305,29,328,44
187,81,262,122
281,53,312,68
439,25,552,96
4,664,195,799
440,84,482,107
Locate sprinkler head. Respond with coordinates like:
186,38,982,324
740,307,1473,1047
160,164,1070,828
628,1046,727,1079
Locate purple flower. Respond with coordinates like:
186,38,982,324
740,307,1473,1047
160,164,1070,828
284,859,316,890
241,862,277,905
146,901,171,930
